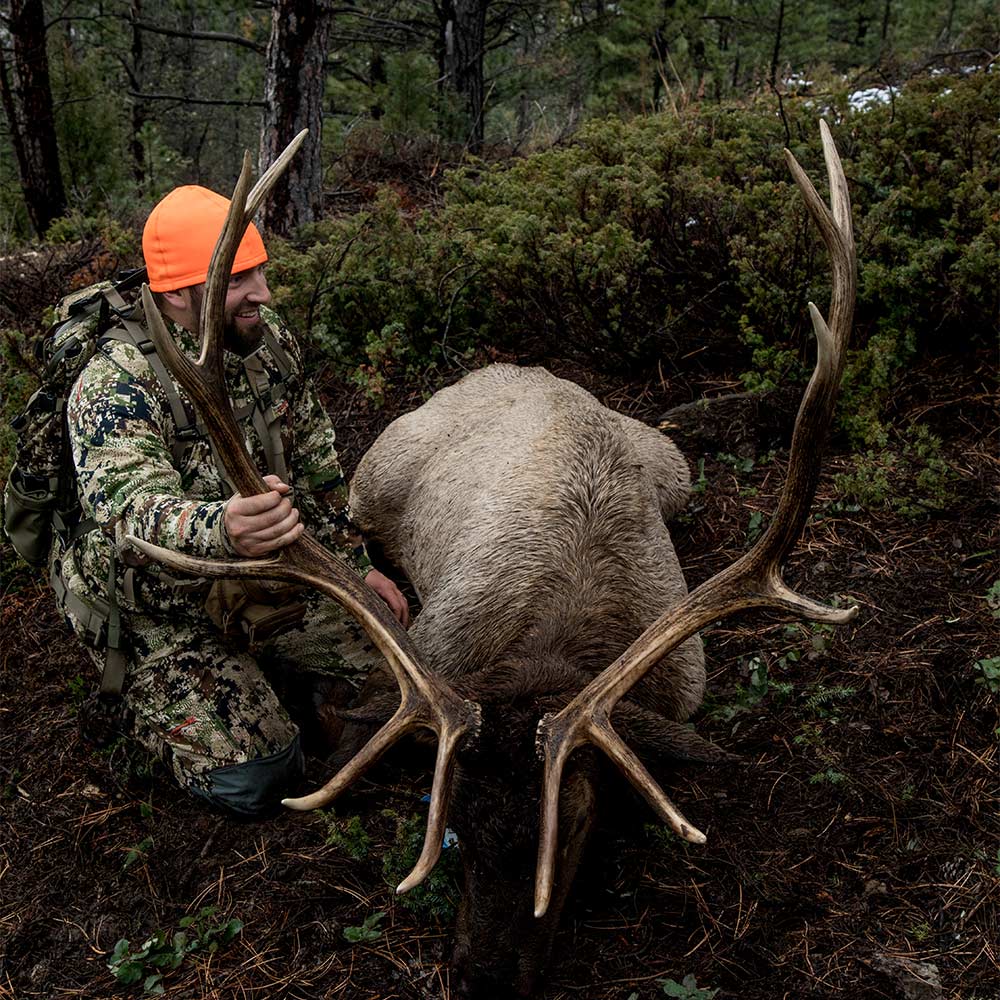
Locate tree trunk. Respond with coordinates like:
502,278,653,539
768,0,786,89
1,0,66,236
129,0,146,187
439,0,487,150
260,0,332,235
879,0,893,55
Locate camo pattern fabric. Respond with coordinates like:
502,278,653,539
67,589,379,793
14,282,117,489
63,301,371,624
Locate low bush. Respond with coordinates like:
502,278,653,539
268,70,996,441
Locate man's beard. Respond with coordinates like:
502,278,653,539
189,285,265,356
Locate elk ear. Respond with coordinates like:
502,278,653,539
337,695,438,748
334,665,401,726
613,702,739,765
337,692,399,725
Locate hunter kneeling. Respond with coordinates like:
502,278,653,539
57,186,408,816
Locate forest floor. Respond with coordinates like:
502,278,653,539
1,344,997,1000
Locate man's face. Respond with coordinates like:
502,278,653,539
171,265,272,354
222,266,272,352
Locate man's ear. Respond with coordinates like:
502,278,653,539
155,286,202,333
160,288,188,310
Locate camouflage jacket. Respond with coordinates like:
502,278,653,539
62,302,371,624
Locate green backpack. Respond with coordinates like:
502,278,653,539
5,269,155,565
3,268,202,693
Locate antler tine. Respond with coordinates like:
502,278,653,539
199,127,308,378
129,131,480,895
200,152,256,376
244,128,309,222
532,122,860,918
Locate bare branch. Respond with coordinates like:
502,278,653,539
128,91,266,108
131,20,265,53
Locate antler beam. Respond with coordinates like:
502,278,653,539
532,120,859,918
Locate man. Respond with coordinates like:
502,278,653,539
60,184,408,816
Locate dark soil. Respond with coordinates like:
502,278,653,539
1,347,997,1000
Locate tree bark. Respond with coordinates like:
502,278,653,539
260,0,332,235
880,0,893,53
438,0,488,150
1,0,66,236
129,0,146,187
768,0,786,89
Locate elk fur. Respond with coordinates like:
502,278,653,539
349,363,705,721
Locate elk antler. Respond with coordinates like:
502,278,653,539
125,130,480,895
533,120,859,918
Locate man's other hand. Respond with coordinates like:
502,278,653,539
225,474,304,556
365,568,410,627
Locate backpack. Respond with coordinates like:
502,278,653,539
4,268,156,566
3,269,294,696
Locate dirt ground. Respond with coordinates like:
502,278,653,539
1,345,997,1000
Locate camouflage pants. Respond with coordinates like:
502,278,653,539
77,592,381,816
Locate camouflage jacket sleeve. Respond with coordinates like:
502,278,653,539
267,312,372,576
67,347,232,558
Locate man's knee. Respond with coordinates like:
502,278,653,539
188,734,305,819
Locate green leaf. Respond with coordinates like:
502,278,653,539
143,973,165,995
222,918,244,941
659,975,719,999
974,656,1000,693
112,961,145,985
343,911,386,943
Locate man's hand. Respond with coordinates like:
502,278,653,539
365,568,410,627
225,474,305,557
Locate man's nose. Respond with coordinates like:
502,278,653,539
246,269,271,304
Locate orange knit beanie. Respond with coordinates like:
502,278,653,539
142,186,268,292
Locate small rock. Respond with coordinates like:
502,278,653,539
873,953,943,1000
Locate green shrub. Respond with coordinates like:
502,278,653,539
45,212,140,260
833,423,956,514
107,906,242,995
268,70,996,444
381,810,461,922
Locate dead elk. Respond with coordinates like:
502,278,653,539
345,362,723,995
129,122,858,997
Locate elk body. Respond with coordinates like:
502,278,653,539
345,364,716,993
130,123,857,998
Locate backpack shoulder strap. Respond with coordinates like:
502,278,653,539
99,287,200,467
261,325,293,379
240,350,289,482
